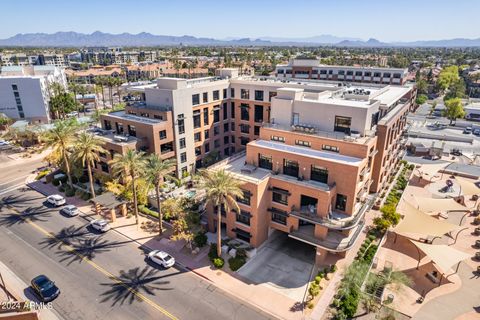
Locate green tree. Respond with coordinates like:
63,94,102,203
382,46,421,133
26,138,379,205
109,150,147,225
416,79,428,94
73,132,107,199
49,83,77,119
198,169,243,257
416,94,428,105
145,154,176,235
42,119,78,188
444,97,465,125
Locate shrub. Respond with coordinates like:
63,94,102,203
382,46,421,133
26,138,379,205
79,175,89,183
81,193,91,200
52,178,60,186
212,257,224,269
314,276,322,284
65,187,75,197
138,205,159,218
228,256,246,271
35,170,50,180
236,248,247,259
193,232,208,248
316,271,323,279
330,264,338,273
309,283,320,297
361,245,378,263
416,94,428,105
339,288,360,318
208,243,218,260
59,175,68,183
367,234,377,242
58,185,65,192
307,302,314,309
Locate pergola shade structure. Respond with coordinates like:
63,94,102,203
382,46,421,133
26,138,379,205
456,178,480,197
414,162,449,181
403,195,467,213
410,240,470,274
394,202,461,238
90,192,128,221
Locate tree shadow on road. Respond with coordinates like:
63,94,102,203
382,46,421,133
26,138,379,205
55,236,123,265
0,205,52,227
0,194,45,212
39,225,90,250
99,266,173,306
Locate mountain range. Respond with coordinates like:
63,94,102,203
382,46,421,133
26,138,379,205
1,31,480,47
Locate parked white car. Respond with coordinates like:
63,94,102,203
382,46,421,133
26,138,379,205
148,250,175,268
89,219,110,232
46,194,66,207
60,205,79,217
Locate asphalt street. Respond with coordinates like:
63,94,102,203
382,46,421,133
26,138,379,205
0,155,273,320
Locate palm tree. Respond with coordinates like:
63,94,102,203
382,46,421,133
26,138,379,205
106,77,115,107
109,150,147,225
145,154,176,235
73,132,107,199
198,169,243,257
42,120,78,188
94,77,106,107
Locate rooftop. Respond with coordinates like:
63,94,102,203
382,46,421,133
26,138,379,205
104,110,166,125
251,140,363,166
87,127,139,145
209,152,271,184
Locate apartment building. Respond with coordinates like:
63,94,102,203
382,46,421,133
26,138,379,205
276,58,408,85
0,66,67,123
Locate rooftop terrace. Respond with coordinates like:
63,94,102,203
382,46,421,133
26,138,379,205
105,110,166,125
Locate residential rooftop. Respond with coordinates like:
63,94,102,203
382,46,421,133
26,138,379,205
105,110,166,125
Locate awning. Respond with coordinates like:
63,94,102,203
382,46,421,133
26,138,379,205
404,196,467,212
410,240,470,274
394,202,460,237
456,178,480,196
414,162,449,180
90,192,127,209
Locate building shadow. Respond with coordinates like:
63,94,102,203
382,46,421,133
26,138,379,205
99,266,173,306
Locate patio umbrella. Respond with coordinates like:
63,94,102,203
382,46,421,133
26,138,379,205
410,240,470,274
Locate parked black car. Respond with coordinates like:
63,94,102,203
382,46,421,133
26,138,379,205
31,275,60,302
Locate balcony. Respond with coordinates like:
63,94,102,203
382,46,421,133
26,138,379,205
289,220,365,252
271,173,335,192
290,197,371,230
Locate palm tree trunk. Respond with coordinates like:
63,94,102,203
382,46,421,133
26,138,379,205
132,177,139,225
87,162,96,198
101,85,106,106
62,151,73,188
109,86,113,107
155,184,163,235
217,205,222,257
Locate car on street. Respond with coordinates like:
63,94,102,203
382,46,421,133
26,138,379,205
89,219,110,232
60,205,79,217
46,194,66,207
463,127,472,134
31,275,60,302
473,128,480,136
148,250,175,268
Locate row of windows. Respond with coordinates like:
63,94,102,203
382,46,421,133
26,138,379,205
277,69,402,78
258,155,329,183
192,89,227,105
270,186,348,212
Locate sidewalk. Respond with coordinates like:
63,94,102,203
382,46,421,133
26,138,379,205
0,260,59,320
27,178,303,320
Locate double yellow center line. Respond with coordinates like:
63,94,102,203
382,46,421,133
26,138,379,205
8,207,178,320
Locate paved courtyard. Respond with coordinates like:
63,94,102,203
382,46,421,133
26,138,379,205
238,230,316,301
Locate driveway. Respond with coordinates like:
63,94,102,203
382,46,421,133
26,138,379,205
238,230,315,301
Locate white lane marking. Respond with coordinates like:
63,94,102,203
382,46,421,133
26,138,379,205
0,174,30,187
0,183,25,196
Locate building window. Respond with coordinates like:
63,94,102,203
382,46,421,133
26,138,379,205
153,114,163,120
355,71,363,76
346,70,354,76
202,92,208,103
223,88,227,99
205,143,210,153
383,73,391,78
235,229,251,243
374,72,381,77
311,165,328,184
100,162,109,173
237,190,251,206
179,138,186,149
230,88,235,98
254,90,264,101
127,125,136,137
224,147,230,156
223,123,229,133
213,90,220,101
283,159,299,178
214,126,220,136
231,102,235,118
254,126,260,136
194,132,201,142
203,108,209,125
364,71,372,77
180,152,187,163
224,136,229,144
254,105,263,123
236,211,251,226
178,119,185,134
271,136,285,143
240,124,250,134
258,154,272,170
115,122,124,134
213,108,220,123
104,120,112,130
193,113,201,128
195,147,201,156
334,116,351,133
322,144,339,152
335,194,347,211
295,140,310,147
293,113,300,125
204,129,209,139
241,89,249,100
231,122,235,131
214,139,220,148
272,187,289,205
223,102,228,120
271,211,287,225
240,104,250,121
240,137,250,146
192,94,200,105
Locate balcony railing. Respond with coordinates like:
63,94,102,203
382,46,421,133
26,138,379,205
289,220,365,252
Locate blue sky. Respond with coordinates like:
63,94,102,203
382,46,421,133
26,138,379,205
1,0,478,41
